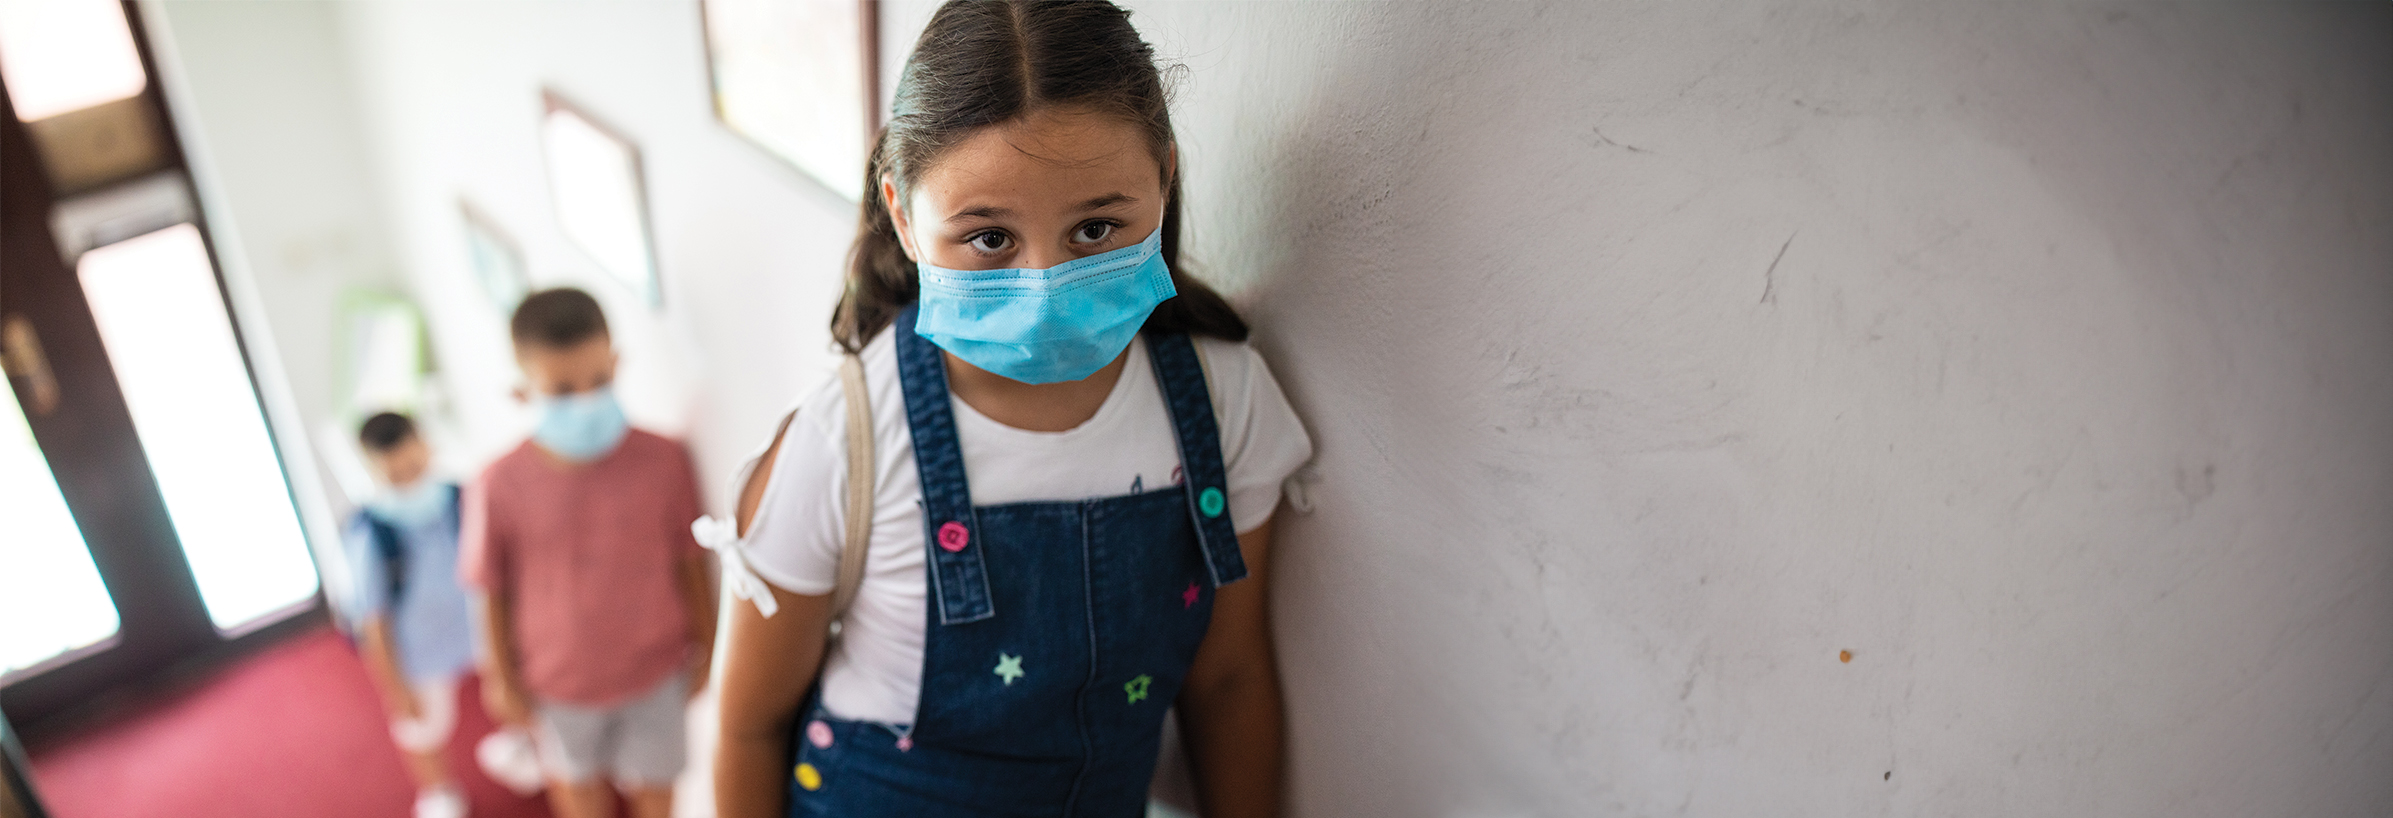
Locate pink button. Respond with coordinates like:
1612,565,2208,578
895,735,913,752
807,720,834,749
937,521,970,552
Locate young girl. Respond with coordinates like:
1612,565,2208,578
709,2,1310,816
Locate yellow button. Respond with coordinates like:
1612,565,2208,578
795,762,823,791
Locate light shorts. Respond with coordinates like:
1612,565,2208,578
531,668,689,787
389,674,462,754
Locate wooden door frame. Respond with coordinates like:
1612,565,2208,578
0,0,327,739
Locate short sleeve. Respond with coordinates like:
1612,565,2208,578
342,512,391,621
1210,340,1313,534
737,381,850,597
457,474,506,592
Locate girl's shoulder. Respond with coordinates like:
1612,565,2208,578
1186,334,1283,409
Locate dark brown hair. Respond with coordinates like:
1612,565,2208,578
357,411,417,453
831,0,1247,353
510,287,610,351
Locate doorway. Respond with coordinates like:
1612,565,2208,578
0,0,324,731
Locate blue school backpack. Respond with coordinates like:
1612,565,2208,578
355,484,461,609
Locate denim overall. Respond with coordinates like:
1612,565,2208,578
787,305,1248,817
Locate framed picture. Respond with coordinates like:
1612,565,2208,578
459,201,528,313
539,90,661,306
336,290,428,417
699,0,879,200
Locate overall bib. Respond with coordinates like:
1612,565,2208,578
787,305,1248,817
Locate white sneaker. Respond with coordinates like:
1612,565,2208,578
475,728,546,796
413,787,467,818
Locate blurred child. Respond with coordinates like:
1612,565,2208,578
460,288,711,818
348,411,475,818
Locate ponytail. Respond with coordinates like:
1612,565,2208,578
1148,172,1247,343
832,136,917,353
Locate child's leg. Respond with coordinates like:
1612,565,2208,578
622,787,671,818
389,676,460,788
610,669,689,818
391,677,467,818
547,780,617,818
402,748,451,790
532,701,619,818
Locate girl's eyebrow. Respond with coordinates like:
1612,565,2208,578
947,205,1013,223
945,193,1138,224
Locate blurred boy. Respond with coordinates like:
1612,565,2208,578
349,411,474,818
461,288,711,818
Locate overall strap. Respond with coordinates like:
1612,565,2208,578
893,304,996,625
1146,332,1250,587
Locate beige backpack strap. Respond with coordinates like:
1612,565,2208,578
829,352,874,619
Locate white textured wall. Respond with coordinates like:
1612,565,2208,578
148,0,401,440
173,1,2393,815
1117,4,2393,816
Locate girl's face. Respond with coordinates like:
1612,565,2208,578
885,107,1172,272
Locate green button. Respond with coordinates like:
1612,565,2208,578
1198,487,1226,518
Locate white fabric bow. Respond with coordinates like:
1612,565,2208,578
693,515,778,618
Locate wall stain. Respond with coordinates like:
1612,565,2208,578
1760,231,1797,305
2175,460,2217,507
1588,124,1654,154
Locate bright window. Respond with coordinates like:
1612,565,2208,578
0,368,119,675
76,224,318,630
542,99,658,303
0,0,147,121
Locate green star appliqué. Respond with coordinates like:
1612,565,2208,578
994,652,1025,686
1124,674,1152,704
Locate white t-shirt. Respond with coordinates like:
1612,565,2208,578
733,327,1312,725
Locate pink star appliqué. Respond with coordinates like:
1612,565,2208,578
1183,581,1200,608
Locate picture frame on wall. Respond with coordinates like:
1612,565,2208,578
459,200,528,314
538,90,662,306
699,0,879,200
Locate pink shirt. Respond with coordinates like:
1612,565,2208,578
460,429,703,707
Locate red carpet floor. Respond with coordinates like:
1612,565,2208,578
26,626,553,818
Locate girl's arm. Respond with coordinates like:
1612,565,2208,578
716,581,830,818
1177,514,1286,818
715,431,834,818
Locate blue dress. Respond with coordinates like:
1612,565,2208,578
787,305,1248,817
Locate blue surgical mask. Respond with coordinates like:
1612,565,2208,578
533,386,629,461
367,478,451,529
915,225,1177,384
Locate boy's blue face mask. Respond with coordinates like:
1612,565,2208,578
914,225,1177,385
367,477,451,529
533,386,629,461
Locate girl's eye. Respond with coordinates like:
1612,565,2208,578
967,231,1010,254
1072,221,1117,245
